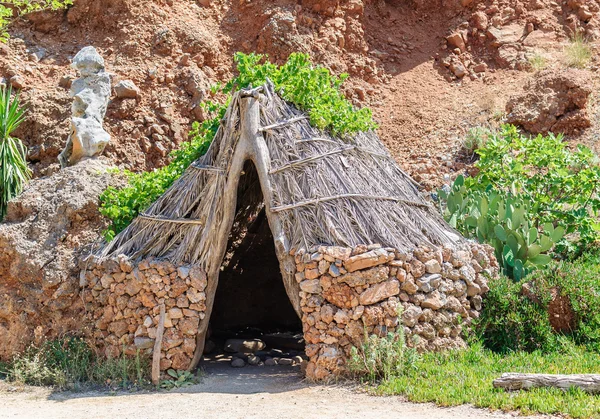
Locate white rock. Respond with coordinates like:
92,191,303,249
58,46,111,167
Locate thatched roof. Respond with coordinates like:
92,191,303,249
100,83,461,265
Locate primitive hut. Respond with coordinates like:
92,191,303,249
82,83,497,380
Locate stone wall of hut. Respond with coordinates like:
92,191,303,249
293,242,498,380
81,255,207,371
81,242,497,380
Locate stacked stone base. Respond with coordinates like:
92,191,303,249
81,255,208,371
294,242,498,381
81,241,497,380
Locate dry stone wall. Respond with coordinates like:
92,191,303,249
81,255,208,371
293,242,498,381
81,241,497,380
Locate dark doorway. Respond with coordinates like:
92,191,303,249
204,160,304,369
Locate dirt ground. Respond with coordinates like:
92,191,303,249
0,363,555,419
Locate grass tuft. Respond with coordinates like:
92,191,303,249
528,53,548,72
565,32,592,69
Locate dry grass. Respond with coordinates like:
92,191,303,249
565,33,592,69
528,52,548,72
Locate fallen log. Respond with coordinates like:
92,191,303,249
493,373,600,394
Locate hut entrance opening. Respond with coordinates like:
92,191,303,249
205,160,304,366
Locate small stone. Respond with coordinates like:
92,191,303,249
168,307,184,319
328,264,341,277
134,337,154,349
264,358,277,366
278,358,293,365
446,32,466,52
224,339,266,354
424,260,442,274
231,358,246,368
248,355,261,366
422,291,446,310
10,75,24,89
177,266,190,279
300,279,322,294
402,306,422,327
114,80,140,99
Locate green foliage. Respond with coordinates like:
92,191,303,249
476,276,558,353
528,251,600,352
100,52,376,239
348,308,418,382
0,0,73,42
440,176,564,280
0,86,31,220
5,337,150,390
378,342,600,419
440,125,600,277
99,114,219,240
461,126,490,155
228,52,377,136
472,125,600,253
159,369,198,390
477,252,600,354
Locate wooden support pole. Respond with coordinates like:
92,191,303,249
152,304,166,385
493,373,600,394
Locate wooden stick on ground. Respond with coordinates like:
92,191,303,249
151,304,166,386
493,373,600,394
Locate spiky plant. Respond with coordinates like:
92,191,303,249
0,86,30,220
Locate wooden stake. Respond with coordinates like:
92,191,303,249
493,373,600,394
152,304,166,386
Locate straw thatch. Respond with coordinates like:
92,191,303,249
100,82,461,269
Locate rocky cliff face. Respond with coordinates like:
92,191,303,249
0,159,123,359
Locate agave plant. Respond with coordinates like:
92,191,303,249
0,86,30,220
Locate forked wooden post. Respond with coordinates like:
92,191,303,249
188,89,301,371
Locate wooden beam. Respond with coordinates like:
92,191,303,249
151,304,166,386
493,373,600,394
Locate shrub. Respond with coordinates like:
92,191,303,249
440,125,600,268
100,52,377,239
0,86,31,220
476,276,558,353
527,52,547,72
0,1,73,42
477,251,600,353
5,337,150,390
528,251,600,352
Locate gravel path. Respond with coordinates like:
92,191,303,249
0,363,553,419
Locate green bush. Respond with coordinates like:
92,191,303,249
528,251,600,352
5,337,150,390
440,125,600,276
477,251,600,353
470,125,600,254
0,1,73,42
476,276,558,353
100,52,377,239
0,86,31,221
